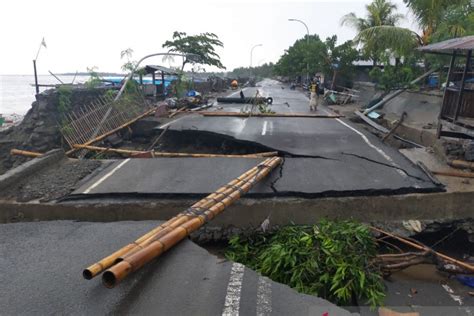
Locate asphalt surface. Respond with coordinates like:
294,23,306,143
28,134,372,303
0,221,352,315
72,79,440,198
73,157,435,197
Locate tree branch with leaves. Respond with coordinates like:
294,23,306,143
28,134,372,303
162,31,226,71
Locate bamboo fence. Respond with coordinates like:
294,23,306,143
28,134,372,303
59,93,153,156
83,157,282,288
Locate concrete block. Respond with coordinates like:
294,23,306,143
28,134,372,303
0,149,65,191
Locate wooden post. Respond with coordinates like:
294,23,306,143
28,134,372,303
454,49,472,121
161,71,165,96
437,51,457,138
152,72,156,101
33,60,39,94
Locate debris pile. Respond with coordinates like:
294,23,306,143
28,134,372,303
0,87,107,174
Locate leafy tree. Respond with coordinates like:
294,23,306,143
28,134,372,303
341,0,420,64
403,0,468,44
323,36,359,87
430,1,474,42
229,62,275,79
274,34,327,78
120,48,136,72
274,35,358,86
162,31,225,71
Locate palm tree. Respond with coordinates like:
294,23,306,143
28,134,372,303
341,0,420,65
404,0,471,43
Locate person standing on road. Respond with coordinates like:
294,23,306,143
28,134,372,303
309,76,322,111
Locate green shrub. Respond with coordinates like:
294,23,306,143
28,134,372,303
226,219,385,308
57,85,72,114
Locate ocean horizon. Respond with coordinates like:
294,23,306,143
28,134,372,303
0,74,90,115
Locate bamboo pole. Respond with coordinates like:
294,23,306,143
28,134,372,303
200,112,343,118
101,157,282,288
169,107,188,118
115,158,280,261
83,157,280,280
432,170,474,178
72,144,278,158
448,160,474,171
66,107,156,156
10,149,43,158
370,226,474,273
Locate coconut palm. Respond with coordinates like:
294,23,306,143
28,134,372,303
341,0,420,65
403,0,468,43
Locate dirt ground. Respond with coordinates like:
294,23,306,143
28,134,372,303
1,159,103,202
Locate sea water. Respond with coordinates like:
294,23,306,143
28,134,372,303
0,74,90,115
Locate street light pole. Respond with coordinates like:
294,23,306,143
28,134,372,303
250,44,263,77
288,18,310,85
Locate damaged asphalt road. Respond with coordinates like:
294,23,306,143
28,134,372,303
71,79,441,199
0,221,353,315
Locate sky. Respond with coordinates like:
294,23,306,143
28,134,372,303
0,0,418,75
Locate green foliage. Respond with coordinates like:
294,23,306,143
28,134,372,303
57,85,72,114
342,0,420,63
403,0,468,43
274,35,358,84
226,220,385,308
104,89,117,99
229,63,275,80
430,1,474,42
85,66,102,89
163,31,225,70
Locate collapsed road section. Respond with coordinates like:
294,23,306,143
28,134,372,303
68,80,441,200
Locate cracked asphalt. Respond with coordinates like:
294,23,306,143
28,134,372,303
71,79,440,198
0,221,354,315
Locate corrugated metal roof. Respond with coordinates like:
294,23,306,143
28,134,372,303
418,36,474,54
143,65,179,75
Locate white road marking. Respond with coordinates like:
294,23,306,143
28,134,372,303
334,118,407,178
222,262,245,316
262,121,268,136
83,158,130,194
256,276,272,316
442,284,464,305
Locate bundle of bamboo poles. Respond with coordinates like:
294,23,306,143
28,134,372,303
83,157,283,288
72,144,277,158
